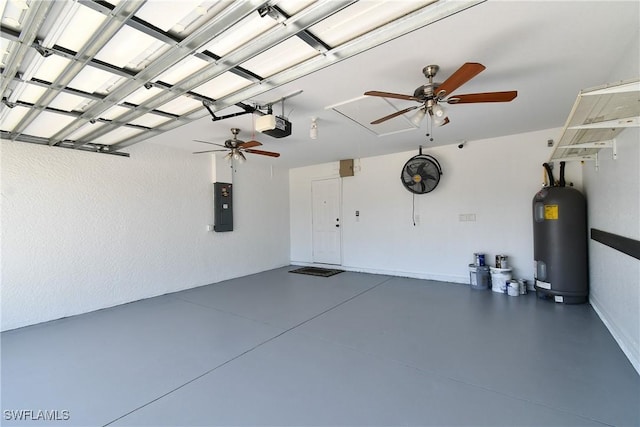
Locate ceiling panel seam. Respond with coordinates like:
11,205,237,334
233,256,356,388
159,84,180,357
197,51,264,83
0,25,21,41
10,99,155,132
15,77,185,123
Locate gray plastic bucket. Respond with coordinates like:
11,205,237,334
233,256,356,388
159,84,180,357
472,265,490,290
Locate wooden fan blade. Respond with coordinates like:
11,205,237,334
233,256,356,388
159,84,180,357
244,148,280,158
193,149,229,154
364,90,420,102
447,91,518,104
193,139,226,148
436,62,486,98
371,105,419,125
239,140,262,148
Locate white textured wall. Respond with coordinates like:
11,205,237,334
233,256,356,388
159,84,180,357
582,26,640,374
290,128,579,283
0,140,289,331
584,128,640,373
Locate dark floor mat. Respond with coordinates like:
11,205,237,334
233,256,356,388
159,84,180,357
289,267,344,277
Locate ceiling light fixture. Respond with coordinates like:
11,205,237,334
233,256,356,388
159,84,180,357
410,108,427,126
231,148,247,164
310,117,318,139
431,104,447,126
225,149,247,164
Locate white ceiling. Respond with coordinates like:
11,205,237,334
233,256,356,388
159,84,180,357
2,1,639,169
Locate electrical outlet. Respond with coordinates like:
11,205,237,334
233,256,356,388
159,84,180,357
207,224,214,231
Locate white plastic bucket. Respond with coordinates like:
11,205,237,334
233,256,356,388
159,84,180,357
490,267,512,293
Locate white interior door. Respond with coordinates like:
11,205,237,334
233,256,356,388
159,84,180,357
312,178,342,265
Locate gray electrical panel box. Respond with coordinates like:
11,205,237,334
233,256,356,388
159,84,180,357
213,182,233,232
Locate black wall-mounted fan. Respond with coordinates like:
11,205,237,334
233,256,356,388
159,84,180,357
401,150,442,194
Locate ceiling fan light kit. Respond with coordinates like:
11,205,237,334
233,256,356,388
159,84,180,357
228,150,246,164
365,62,517,127
410,108,427,126
431,104,447,126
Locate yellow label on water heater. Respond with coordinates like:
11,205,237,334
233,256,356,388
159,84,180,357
544,204,558,220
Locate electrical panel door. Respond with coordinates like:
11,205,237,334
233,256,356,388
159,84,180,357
214,182,233,232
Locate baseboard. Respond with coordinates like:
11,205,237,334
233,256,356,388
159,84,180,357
589,295,640,375
289,261,468,284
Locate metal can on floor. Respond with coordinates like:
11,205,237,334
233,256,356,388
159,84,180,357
518,279,527,295
507,280,520,296
496,255,508,269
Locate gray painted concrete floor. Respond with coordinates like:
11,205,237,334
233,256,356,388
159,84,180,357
2,267,639,426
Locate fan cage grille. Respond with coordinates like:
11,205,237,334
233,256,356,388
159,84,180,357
400,154,441,194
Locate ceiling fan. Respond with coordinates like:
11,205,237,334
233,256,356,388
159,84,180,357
365,62,517,127
193,128,280,163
